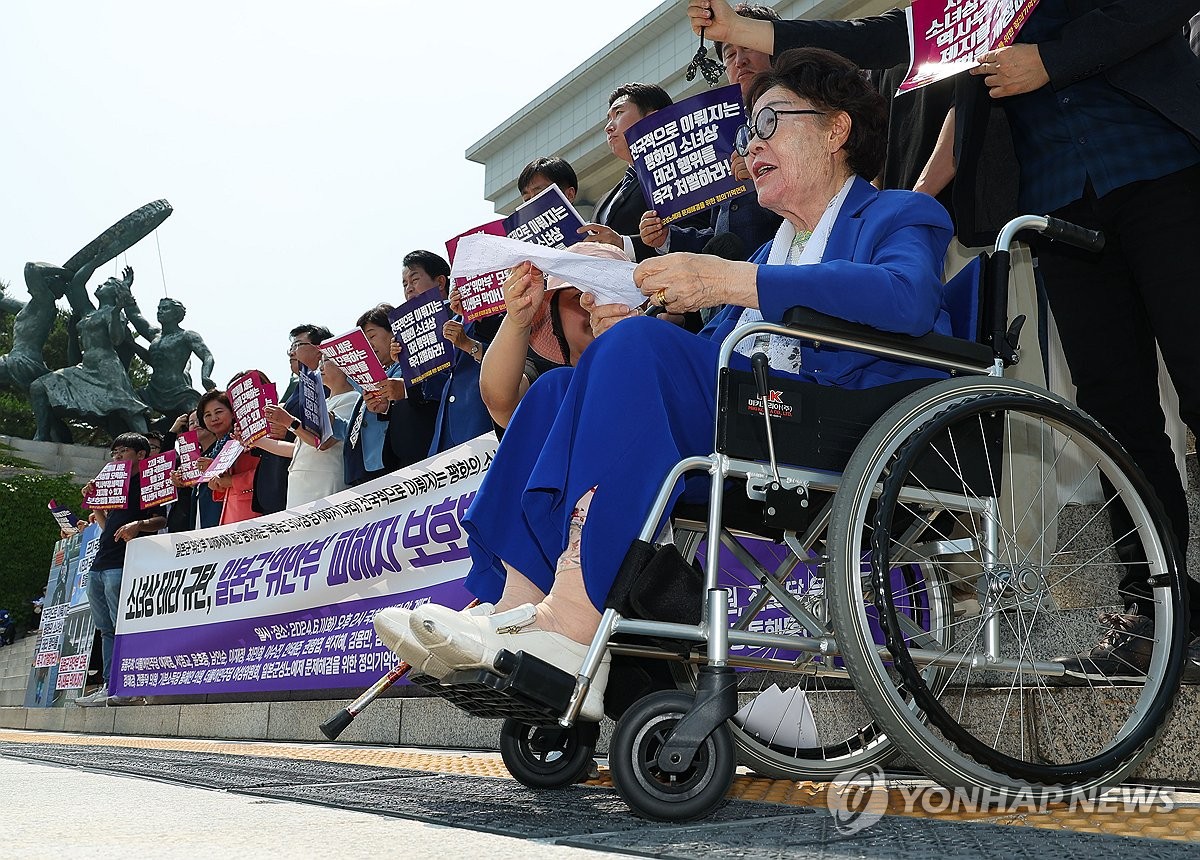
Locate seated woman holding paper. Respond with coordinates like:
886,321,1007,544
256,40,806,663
479,241,624,429
253,357,360,506
374,48,954,721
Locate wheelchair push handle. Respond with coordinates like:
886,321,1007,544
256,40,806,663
1042,217,1105,253
751,352,771,399
995,214,1105,255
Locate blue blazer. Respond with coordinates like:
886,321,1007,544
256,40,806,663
704,176,953,389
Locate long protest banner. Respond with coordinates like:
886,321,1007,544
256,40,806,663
899,0,1041,94
110,436,496,697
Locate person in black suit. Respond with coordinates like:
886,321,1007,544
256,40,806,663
579,83,707,261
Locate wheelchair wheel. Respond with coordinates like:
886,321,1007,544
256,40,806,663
610,690,735,821
499,719,599,789
827,377,1184,800
670,526,951,779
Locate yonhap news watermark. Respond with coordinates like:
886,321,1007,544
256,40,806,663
826,765,1177,836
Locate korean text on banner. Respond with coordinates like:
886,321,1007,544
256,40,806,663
446,220,509,324
502,184,586,251
297,365,333,443
388,288,452,387
174,429,205,486
899,0,1041,94
319,329,389,393
140,450,179,507
228,370,276,443
84,460,132,510
627,83,746,225
111,435,497,697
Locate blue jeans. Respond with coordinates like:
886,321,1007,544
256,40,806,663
86,567,123,685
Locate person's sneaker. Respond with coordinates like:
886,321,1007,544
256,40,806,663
74,686,109,707
106,694,146,706
1052,611,1155,685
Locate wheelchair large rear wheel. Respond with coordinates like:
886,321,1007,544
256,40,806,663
827,377,1184,800
670,523,953,780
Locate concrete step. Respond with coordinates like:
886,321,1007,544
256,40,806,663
1,687,1196,786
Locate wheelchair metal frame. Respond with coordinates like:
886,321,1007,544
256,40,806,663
558,216,1074,729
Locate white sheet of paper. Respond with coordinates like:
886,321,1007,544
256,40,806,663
450,233,643,307
733,683,818,749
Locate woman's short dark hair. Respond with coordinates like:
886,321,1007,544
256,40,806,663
356,303,394,330
196,390,232,431
746,48,887,181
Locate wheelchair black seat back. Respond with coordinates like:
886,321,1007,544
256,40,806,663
404,215,1186,824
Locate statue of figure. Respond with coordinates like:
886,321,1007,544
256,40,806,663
123,294,216,422
28,267,151,442
0,263,70,392
0,198,173,399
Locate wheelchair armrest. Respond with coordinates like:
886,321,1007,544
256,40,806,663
780,306,995,374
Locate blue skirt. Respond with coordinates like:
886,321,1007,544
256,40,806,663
462,316,722,609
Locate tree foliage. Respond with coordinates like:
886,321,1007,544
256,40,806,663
0,455,83,633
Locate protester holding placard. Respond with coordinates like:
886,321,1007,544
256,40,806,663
641,4,783,262
75,433,165,707
332,304,439,485
190,389,259,527
580,83,708,262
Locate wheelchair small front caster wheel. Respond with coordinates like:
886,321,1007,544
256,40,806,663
499,718,600,789
610,690,735,821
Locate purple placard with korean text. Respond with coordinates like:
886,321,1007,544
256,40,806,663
200,438,245,482
626,83,746,225
174,429,205,486
228,370,275,443
139,450,179,507
319,329,388,392
388,288,452,387
112,437,497,696
447,220,509,324
502,183,586,251
899,0,1041,94
48,500,82,531
297,365,333,443
84,460,132,510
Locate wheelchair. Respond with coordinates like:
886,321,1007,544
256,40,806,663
409,215,1187,821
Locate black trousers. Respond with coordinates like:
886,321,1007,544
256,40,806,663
1034,163,1200,627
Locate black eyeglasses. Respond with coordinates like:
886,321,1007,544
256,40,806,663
734,106,826,156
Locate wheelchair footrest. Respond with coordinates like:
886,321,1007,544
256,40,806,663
408,649,578,725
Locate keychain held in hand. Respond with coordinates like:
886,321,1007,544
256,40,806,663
685,31,724,86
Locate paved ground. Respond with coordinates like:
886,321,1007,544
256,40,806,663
2,729,1198,858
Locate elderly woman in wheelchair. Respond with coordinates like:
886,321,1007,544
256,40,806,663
378,48,948,695
375,47,1185,820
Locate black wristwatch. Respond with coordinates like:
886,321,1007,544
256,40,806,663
289,418,301,432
